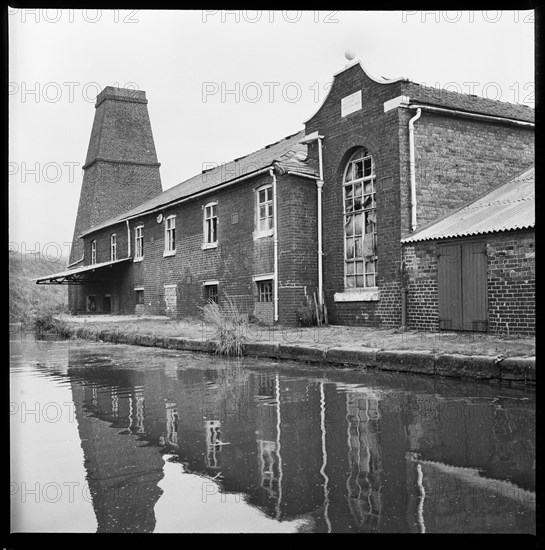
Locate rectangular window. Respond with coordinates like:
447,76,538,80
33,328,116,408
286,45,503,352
87,295,96,312
110,234,117,261
135,289,144,305
90,240,96,264
165,216,176,254
204,203,218,245
135,226,144,259
257,280,273,303
257,185,273,233
204,284,218,304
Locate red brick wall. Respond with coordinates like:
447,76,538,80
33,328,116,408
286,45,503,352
304,62,534,329
402,231,535,335
76,171,318,325
487,231,535,335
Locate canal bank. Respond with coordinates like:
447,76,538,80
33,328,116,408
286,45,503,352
45,316,535,385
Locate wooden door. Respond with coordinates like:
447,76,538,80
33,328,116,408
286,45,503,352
438,241,487,331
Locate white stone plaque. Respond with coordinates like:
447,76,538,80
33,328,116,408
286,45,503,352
341,90,362,117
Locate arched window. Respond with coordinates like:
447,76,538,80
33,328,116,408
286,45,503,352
343,148,377,289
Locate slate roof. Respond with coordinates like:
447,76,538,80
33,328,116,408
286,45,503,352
401,166,535,243
402,80,534,123
80,130,316,237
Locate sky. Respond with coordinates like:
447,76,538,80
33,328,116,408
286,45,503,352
8,9,534,260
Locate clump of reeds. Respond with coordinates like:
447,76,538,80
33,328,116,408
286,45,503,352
201,294,248,356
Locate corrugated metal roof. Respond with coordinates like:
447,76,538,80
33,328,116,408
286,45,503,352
81,130,316,237
35,257,131,283
401,166,534,243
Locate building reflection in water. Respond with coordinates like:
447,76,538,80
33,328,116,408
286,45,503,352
50,346,536,533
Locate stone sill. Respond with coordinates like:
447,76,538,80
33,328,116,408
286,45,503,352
201,242,218,250
163,250,176,258
334,289,380,302
133,256,144,263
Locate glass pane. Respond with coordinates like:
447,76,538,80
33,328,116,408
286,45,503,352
259,190,266,204
363,195,373,209
366,274,375,287
267,216,273,230
344,183,353,200
354,237,363,258
345,199,354,214
346,237,354,259
267,204,273,217
344,164,353,183
267,187,273,202
364,181,374,194
354,161,363,180
354,213,363,235
347,262,355,275
346,275,355,288
344,216,354,236
364,158,372,177
260,205,266,219
365,260,375,274
356,275,364,287
354,181,362,198
356,261,364,274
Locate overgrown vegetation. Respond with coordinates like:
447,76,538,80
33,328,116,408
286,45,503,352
200,294,249,356
296,299,318,327
33,312,72,338
9,252,68,324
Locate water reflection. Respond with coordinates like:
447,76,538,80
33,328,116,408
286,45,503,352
11,340,535,533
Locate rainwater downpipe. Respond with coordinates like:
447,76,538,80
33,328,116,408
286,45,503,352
408,107,421,232
270,168,279,323
317,137,324,312
126,219,131,258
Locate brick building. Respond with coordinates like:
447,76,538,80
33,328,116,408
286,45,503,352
37,59,535,334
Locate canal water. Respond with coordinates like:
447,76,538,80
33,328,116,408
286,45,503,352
10,336,535,534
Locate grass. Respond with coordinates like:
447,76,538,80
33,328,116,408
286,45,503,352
9,252,68,324
200,294,249,356
33,312,72,339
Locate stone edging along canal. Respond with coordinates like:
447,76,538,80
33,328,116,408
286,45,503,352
64,325,536,385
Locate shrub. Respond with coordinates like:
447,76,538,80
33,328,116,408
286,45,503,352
296,301,318,327
33,311,72,339
201,294,249,356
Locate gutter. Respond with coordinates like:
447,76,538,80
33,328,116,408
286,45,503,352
79,166,274,238
407,103,535,128
67,256,84,269
270,168,279,323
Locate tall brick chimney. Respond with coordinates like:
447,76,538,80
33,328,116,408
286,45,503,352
68,86,162,265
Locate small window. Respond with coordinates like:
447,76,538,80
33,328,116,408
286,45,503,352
256,185,273,234
204,284,218,304
135,289,144,305
135,226,144,259
204,202,218,245
90,240,96,265
110,234,117,261
257,280,273,303
165,215,176,254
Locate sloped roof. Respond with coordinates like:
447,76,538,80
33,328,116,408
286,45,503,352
34,257,131,284
401,166,535,243
80,130,316,237
403,81,535,123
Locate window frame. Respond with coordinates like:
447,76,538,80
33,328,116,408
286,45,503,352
202,202,218,249
134,225,144,261
90,240,97,265
256,279,273,303
203,280,219,304
110,233,117,262
135,288,145,305
254,184,274,239
342,148,378,291
164,215,176,257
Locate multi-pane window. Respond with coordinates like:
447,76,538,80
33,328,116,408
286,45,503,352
205,284,218,304
110,234,117,261
204,203,218,245
257,280,273,302
257,185,273,233
90,240,96,264
135,289,144,305
165,216,176,254
343,148,377,289
135,226,144,259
